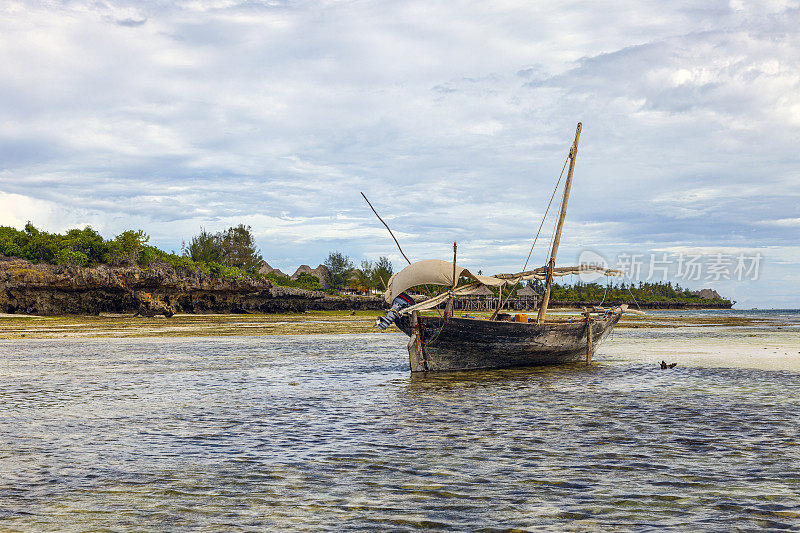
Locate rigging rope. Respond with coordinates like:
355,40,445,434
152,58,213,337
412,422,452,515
422,294,451,346
423,315,447,346
627,285,643,312
521,155,570,272
545,189,565,267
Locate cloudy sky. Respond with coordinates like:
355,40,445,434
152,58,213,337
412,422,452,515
1,0,799,307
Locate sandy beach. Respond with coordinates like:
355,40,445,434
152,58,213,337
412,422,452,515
0,308,792,337
2,309,798,372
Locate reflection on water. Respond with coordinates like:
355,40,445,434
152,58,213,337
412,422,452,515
1,324,799,531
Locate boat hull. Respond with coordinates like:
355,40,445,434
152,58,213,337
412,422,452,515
396,312,621,372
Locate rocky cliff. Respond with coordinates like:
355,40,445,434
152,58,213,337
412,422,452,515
0,257,385,316
689,288,723,300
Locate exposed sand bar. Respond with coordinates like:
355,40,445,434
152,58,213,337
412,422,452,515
0,309,793,339
604,328,800,371
0,311,381,339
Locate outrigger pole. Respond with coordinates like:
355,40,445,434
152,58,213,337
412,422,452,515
537,122,582,324
361,192,412,265
361,191,413,290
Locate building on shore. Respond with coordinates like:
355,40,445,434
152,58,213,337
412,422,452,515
258,262,287,278
291,264,330,290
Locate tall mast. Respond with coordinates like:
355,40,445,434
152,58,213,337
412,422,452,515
537,122,582,323
445,241,457,317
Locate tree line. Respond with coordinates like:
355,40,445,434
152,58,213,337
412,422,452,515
0,223,150,267
545,280,731,303
0,223,393,293
441,278,731,304
0,223,728,302
484,279,731,304
184,227,393,291
321,252,393,292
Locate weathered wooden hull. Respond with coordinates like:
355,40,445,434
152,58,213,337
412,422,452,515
396,312,621,372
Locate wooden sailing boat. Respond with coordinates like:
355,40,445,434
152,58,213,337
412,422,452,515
377,123,629,372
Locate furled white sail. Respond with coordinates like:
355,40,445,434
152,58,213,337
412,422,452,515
384,260,622,303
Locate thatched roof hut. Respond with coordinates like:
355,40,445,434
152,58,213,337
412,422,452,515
517,285,538,297
471,285,495,296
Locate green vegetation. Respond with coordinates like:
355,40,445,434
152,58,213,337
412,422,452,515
545,280,732,305
474,280,732,305
265,271,322,291
416,278,732,306
2,224,723,304
0,223,394,293
0,223,150,267
368,256,393,290
186,224,263,274
294,272,322,290
322,252,394,293
324,251,354,290
0,223,258,282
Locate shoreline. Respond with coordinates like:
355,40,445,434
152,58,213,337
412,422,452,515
0,309,792,339
1,257,733,316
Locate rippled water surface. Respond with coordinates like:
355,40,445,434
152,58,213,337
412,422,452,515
2,320,800,531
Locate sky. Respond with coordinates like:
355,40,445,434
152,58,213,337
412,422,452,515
1,0,799,307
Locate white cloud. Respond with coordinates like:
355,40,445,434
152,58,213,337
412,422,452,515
757,218,800,227
0,191,97,232
1,0,800,305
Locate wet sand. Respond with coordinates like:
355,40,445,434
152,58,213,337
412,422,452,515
1,326,799,530
1,310,798,530
2,309,798,373
0,311,381,339
0,309,791,339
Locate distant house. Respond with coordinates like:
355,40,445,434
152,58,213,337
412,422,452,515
311,265,330,289
517,285,538,297
258,261,277,275
290,265,313,279
470,285,495,296
290,264,330,289
515,285,539,310
258,262,287,278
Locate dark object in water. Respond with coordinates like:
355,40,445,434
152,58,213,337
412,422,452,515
661,360,677,369
376,292,414,330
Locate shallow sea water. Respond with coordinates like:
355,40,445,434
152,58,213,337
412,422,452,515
1,315,800,531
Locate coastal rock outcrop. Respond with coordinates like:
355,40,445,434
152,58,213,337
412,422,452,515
0,257,384,316
689,288,723,300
